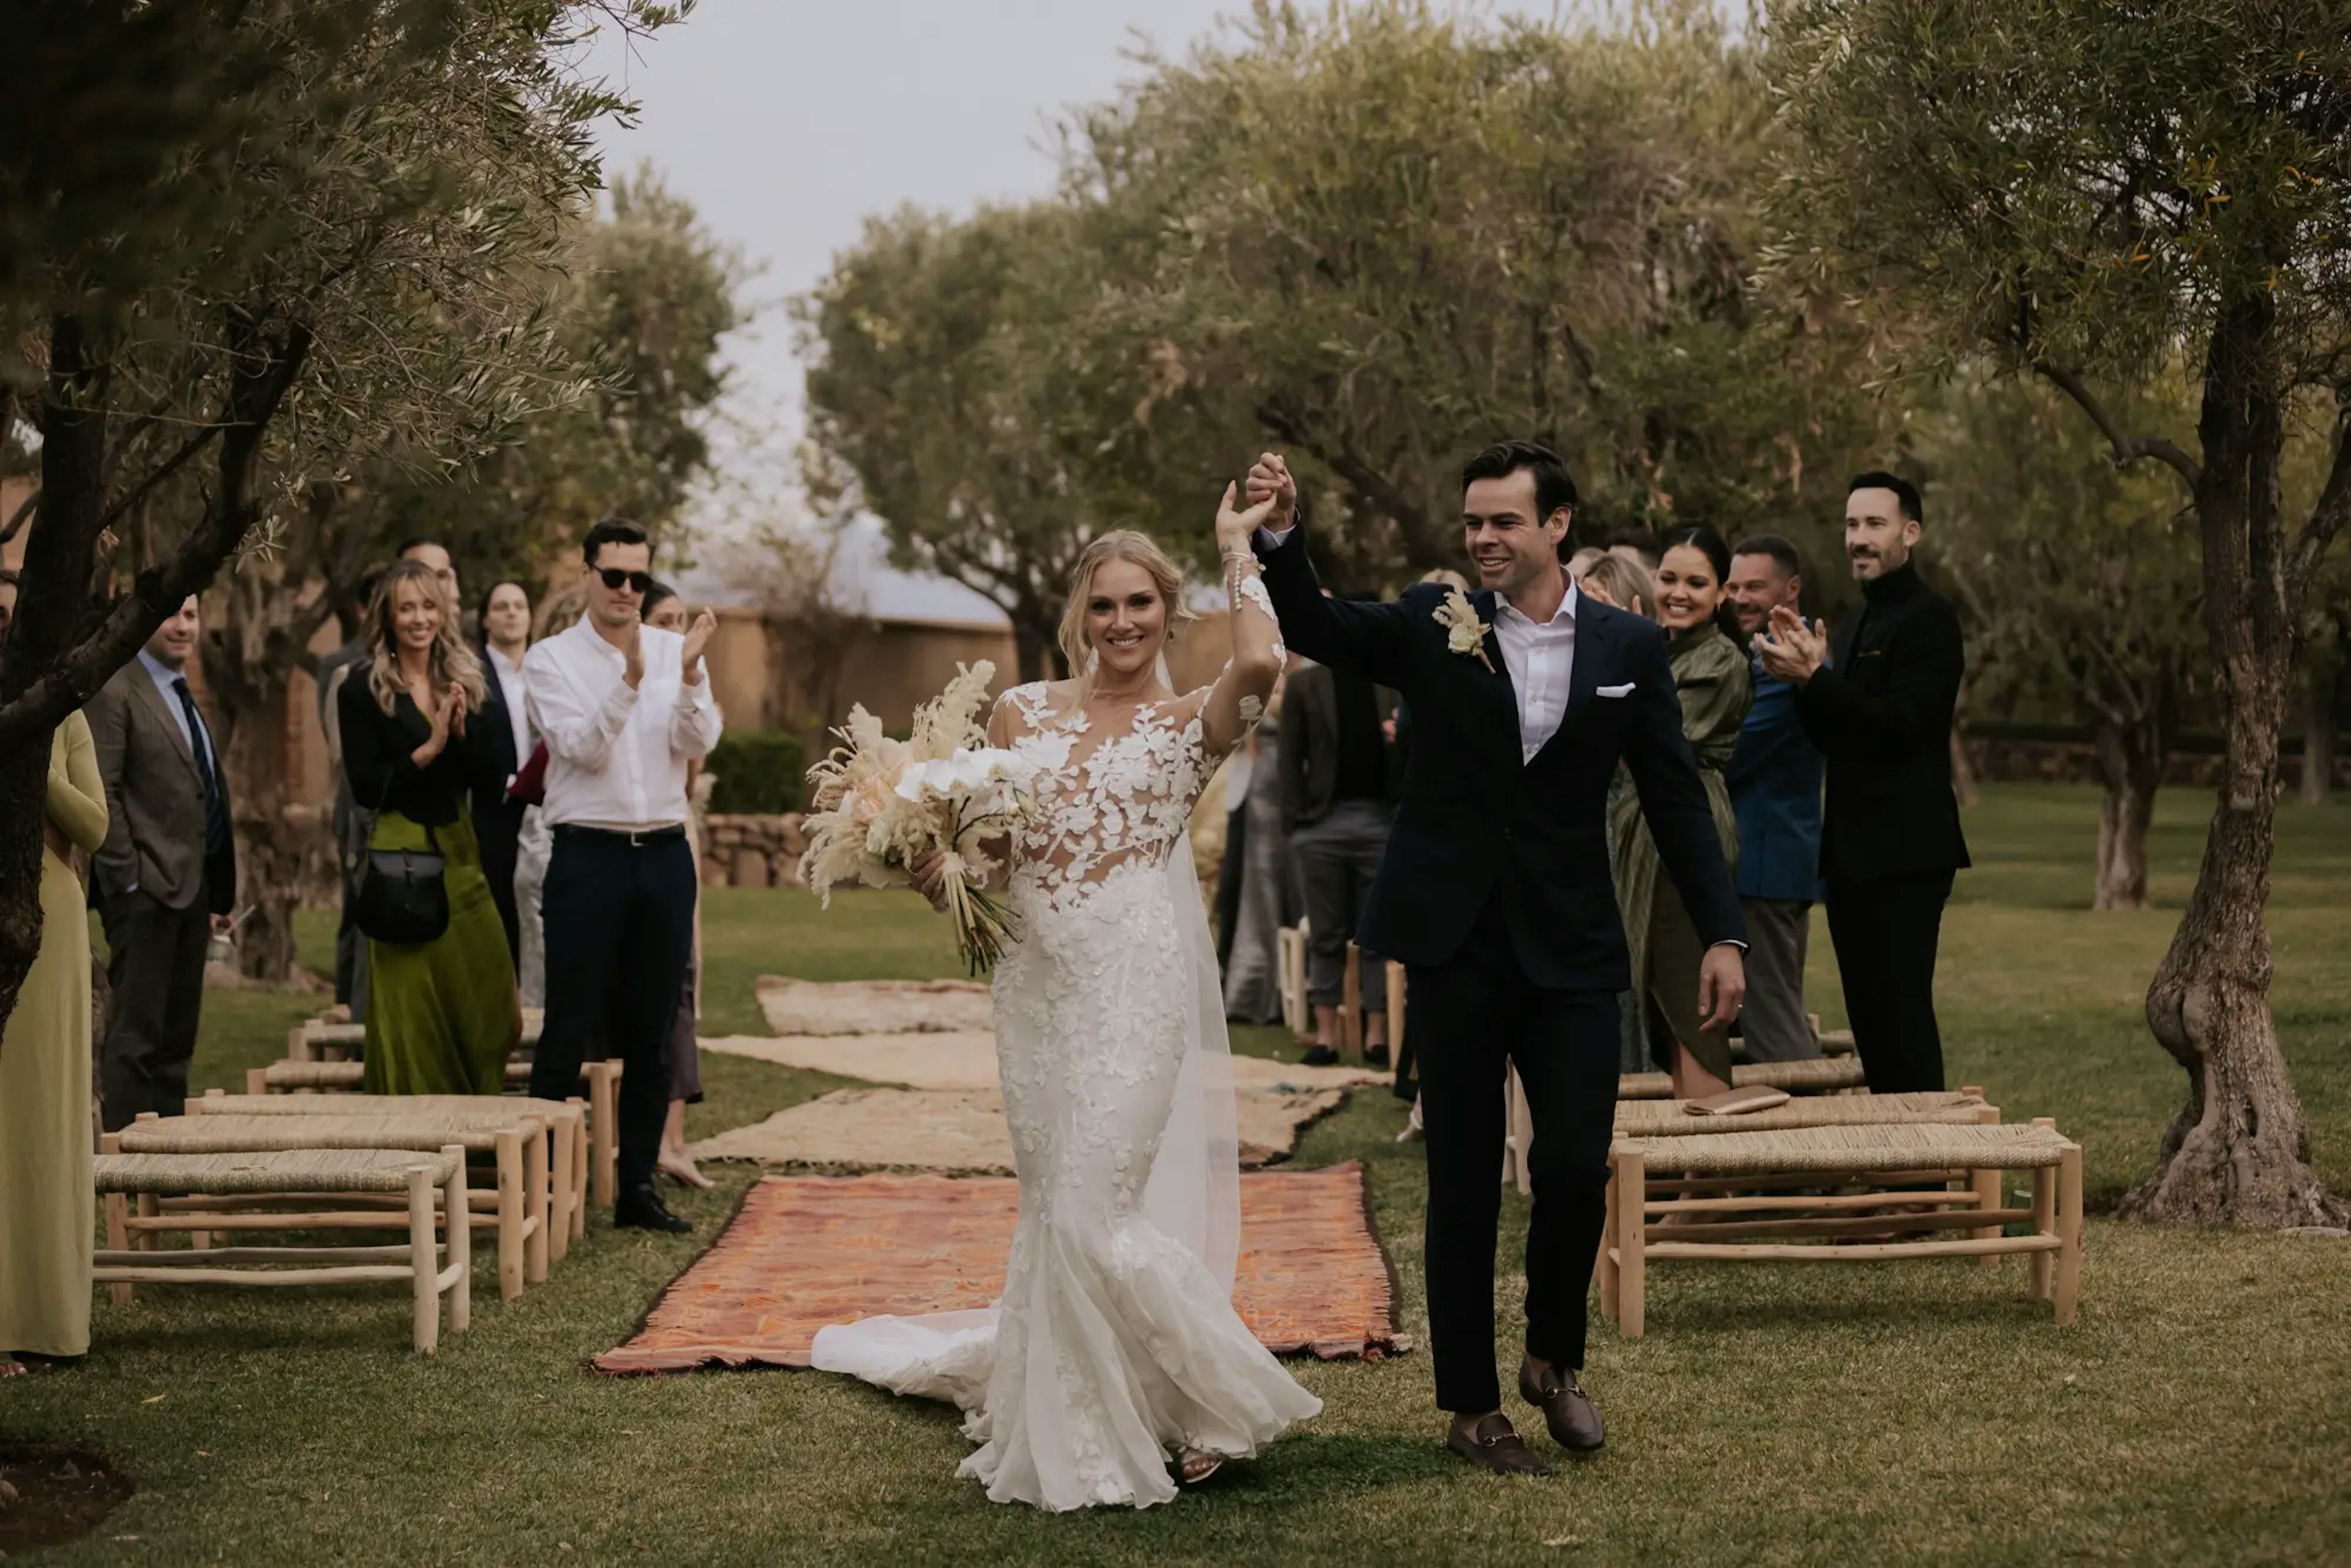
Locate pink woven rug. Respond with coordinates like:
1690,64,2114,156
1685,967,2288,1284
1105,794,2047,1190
595,1163,1400,1374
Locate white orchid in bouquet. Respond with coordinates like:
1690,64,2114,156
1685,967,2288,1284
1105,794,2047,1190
800,661,1037,973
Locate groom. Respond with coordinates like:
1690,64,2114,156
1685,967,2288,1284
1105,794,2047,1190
1249,441,1745,1475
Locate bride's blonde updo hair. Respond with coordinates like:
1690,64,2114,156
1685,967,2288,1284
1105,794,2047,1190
1056,529,1200,681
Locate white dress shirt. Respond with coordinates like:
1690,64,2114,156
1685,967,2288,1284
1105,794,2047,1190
486,643,532,777
523,617,722,831
1493,584,1578,763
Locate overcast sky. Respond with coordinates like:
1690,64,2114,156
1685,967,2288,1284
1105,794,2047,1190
587,2,1558,617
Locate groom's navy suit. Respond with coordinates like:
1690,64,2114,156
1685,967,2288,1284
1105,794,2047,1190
1256,523,1743,1411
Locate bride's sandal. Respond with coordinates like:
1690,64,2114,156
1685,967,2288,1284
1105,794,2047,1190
1176,1447,1227,1486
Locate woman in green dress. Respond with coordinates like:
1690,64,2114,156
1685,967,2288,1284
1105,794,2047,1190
0,706,110,1371
338,560,519,1094
1597,526,1753,1098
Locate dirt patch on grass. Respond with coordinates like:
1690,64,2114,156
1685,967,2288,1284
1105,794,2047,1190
0,1443,137,1555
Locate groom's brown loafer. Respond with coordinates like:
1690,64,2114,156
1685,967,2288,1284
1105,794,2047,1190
1445,1413,1553,1476
1519,1362,1606,1454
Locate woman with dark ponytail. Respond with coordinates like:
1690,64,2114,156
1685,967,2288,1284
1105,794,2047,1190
1593,524,1754,1097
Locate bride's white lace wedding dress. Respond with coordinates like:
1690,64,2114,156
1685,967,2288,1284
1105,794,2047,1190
812,645,1322,1510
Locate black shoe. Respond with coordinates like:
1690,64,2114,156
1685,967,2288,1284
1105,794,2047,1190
1518,1360,1606,1453
1444,1413,1552,1477
1300,1045,1340,1067
613,1182,692,1234
1364,1043,1391,1068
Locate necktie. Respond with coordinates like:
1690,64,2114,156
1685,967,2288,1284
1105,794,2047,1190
172,677,233,858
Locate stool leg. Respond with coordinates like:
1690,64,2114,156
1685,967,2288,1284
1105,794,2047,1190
586,1067,618,1209
522,1125,550,1285
2028,1117,2058,1301
1970,1166,2004,1260
105,1193,133,1305
1613,1149,1646,1338
2053,1144,2083,1326
443,1144,471,1334
557,1110,582,1252
409,1166,439,1354
495,1130,525,1302
1596,1163,1620,1325
564,1100,589,1240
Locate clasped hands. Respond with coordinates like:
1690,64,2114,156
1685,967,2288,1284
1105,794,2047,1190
1754,604,1828,685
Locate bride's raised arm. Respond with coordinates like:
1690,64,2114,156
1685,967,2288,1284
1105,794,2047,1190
1196,481,1288,758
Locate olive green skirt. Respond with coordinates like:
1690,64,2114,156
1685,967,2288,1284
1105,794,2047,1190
363,810,516,1095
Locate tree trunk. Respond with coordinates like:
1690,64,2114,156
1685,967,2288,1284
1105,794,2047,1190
2300,647,2336,805
2119,295,2344,1228
2090,711,2163,911
1011,620,1056,685
206,647,319,985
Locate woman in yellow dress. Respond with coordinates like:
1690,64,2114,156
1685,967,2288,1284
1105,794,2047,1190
0,707,110,1372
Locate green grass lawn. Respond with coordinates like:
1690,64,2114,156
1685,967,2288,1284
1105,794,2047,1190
10,783,2348,1565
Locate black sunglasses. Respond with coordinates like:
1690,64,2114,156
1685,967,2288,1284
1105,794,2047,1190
596,568,653,594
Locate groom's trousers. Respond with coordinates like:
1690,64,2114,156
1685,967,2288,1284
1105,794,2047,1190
1411,897,1621,1414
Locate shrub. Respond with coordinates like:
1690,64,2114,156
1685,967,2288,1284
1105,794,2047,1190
704,730,808,814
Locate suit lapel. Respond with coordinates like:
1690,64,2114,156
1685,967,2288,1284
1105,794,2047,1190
1528,596,1610,768
130,666,202,784
1471,589,1524,763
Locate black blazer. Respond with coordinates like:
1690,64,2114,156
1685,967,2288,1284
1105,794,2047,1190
1255,525,1744,991
337,673,480,827
1278,662,1404,834
469,650,529,833
1793,560,1971,882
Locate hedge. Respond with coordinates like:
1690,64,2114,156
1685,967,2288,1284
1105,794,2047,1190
705,729,808,814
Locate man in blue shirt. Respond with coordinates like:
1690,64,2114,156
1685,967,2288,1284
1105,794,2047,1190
1725,536,1824,1062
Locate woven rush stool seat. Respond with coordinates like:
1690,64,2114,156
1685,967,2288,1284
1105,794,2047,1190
1599,1119,2083,1337
289,1007,544,1063
1612,1089,1995,1137
189,1090,583,1256
247,1052,621,1212
119,1112,550,1301
1617,1056,1869,1101
93,1147,471,1352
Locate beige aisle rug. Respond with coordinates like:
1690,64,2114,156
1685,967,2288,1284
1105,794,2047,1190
702,1031,1384,1093
755,977,994,1037
691,1082,1348,1172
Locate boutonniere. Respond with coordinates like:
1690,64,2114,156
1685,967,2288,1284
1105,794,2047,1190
1433,588,1496,673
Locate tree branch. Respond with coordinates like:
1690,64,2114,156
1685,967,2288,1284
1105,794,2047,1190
2286,400,2351,590
96,419,227,535
0,486,37,545
2032,361,2203,492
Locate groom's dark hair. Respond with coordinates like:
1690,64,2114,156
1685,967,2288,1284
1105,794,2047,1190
1462,440,1578,525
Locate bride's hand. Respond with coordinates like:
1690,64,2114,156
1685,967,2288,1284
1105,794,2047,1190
910,849,951,912
1216,480,1279,555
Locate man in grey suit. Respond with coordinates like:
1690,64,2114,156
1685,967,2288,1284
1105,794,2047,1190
87,594,237,1130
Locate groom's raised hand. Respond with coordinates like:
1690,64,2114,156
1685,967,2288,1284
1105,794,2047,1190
1697,943,1747,1034
1244,452,1295,533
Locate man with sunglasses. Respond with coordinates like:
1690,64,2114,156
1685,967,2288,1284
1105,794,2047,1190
523,517,722,1232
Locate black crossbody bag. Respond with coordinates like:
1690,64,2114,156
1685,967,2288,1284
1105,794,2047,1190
353,725,450,946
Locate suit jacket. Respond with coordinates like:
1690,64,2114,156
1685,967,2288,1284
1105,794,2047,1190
1792,560,1971,882
1278,661,1403,834
470,644,528,835
86,662,237,914
1255,524,1743,991
1726,664,1824,902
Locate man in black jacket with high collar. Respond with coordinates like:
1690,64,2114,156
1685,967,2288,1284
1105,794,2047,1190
1250,441,1745,1476
1759,471,1970,1094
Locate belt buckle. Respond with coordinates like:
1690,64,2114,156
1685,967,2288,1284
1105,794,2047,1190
627,828,648,849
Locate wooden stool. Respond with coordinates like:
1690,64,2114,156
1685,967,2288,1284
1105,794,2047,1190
192,1090,583,1256
1617,1055,1869,1101
289,1008,546,1063
1277,923,1310,1039
94,1146,471,1353
1599,1118,2083,1337
121,1112,549,1300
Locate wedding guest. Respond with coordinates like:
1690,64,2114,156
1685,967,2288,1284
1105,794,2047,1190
525,520,721,1231
1575,551,1657,1073
1281,612,1403,1068
1575,551,1654,621
1594,526,1752,1098
1760,473,1970,1093
1725,535,1825,1062
641,580,711,1190
87,595,236,1130
339,561,517,1093
397,536,461,617
0,651,108,1374
472,577,536,969
1604,526,1660,571
1220,659,1298,1024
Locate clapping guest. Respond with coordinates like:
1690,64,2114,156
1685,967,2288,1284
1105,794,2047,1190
640,580,711,1190
1575,551,1658,1074
0,582,108,1373
1725,536,1826,1062
1589,527,1753,1099
339,561,519,1093
473,578,535,970
525,522,721,1231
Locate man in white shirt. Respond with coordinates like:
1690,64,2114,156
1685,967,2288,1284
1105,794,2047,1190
524,519,721,1232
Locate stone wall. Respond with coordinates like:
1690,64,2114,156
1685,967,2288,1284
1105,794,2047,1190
700,812,808,890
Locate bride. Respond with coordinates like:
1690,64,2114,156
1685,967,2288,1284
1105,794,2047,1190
811,482,1321,1510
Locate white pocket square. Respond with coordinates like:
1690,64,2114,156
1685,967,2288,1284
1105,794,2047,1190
1597,682,1637,698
